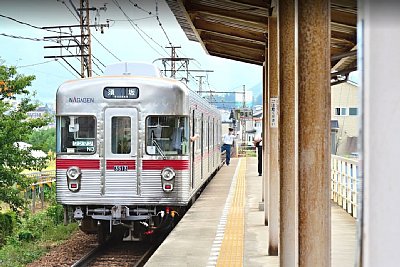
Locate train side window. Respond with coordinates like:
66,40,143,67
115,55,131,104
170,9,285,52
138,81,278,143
111,116,131,154
57,115,96,154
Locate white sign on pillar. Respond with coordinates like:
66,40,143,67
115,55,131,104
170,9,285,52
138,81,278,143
270,97,279,128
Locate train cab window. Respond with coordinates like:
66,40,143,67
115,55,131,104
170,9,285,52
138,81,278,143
57,116,96,154
111,117,131,154
146,116,189,156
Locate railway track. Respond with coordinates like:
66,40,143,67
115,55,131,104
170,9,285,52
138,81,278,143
71,239,158,267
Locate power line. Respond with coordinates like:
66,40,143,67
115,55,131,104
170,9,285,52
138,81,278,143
60,0,79,20
16,59,58,69
107,16,155,23
59,0,121,62
91,34,121,61
0,13,70,35
128,0,153,15
57,60,80,78
112,0,168,57
0,33,51,42
155,1,173,47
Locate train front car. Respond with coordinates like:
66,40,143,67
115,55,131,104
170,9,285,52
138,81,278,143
55,63,215,242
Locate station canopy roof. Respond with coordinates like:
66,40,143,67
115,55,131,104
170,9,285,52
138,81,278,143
166,0,357,81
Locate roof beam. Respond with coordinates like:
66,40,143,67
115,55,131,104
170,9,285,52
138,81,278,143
199,30,266,50
192,17,266,43
331,50,357,61
227,0,272,10
331,9,357,27
187,5,268,28
204,40,265,64
331,30,356,45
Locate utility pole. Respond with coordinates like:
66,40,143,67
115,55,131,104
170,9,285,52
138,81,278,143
43,0,108,78
80,0,92,77
153,46,213,83
196,75,206,93
166,45,180,78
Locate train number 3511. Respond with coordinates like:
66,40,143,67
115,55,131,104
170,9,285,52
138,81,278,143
114,166,128,171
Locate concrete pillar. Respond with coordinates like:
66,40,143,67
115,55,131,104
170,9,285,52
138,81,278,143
361,1,400,266
263,48,270,226
268,16,279,256
278,0,298,265
297,0,331,266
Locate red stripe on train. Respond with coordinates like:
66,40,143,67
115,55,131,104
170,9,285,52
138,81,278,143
142,160,189,170
56,159,100,169
106,160,136,170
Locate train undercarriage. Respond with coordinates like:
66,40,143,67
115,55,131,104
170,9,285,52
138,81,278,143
70,205,186,243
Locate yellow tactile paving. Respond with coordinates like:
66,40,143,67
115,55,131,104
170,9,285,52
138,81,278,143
217,157,247,267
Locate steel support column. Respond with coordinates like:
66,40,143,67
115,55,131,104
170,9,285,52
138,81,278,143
278,0,298,265
268,16,279,256
297,0,331,266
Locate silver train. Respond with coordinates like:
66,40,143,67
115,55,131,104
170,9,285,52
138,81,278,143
55,62,222,241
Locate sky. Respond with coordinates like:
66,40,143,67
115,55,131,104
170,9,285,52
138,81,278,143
0,0,263,105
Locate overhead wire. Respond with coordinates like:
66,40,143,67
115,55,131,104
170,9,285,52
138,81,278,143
128,0,153,15
0,10,107,74
59,0,121,62
0,13,70,35
0,33,51,42
112,0,169,57
56,60,80,78
16,59,58,69
155,0,173,47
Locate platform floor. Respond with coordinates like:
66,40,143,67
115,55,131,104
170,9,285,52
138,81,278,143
144,157,357,267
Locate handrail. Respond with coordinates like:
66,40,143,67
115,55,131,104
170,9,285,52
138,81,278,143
331,155,359,218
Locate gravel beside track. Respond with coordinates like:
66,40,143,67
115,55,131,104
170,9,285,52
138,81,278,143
27,231,98,267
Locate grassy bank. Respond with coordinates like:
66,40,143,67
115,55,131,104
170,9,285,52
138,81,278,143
0,206,78,267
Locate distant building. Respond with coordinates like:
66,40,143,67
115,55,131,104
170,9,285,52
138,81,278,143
331,81,359,156
26,103,56,128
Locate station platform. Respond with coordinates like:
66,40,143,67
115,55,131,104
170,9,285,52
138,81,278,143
144,157,356,267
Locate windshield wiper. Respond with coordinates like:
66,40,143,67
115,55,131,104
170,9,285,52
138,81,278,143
152,139,166,159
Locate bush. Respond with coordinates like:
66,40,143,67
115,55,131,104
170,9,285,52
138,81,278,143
0,208,78,266
46,204,64,225
0,212,16,247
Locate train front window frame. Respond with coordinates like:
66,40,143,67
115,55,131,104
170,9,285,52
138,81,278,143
145,116,189,156
57,115,96,154
111,116,131,154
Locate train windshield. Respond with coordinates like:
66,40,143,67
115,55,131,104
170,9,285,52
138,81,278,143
146,116,189,156
56,116,96,154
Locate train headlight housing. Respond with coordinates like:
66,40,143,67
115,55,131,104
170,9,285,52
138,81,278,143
67,166,81,180
161,167,175,192
161,167,175,181
66,166,82,192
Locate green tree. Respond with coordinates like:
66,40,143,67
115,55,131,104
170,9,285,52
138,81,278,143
0,62,49,211
27,128,56,153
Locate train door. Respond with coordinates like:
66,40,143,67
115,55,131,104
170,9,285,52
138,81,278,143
191,109,195,189
104,108,138,197
200,113,204,180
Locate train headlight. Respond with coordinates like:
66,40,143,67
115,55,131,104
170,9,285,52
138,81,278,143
66,166,82,192
161,167,175,192
161,167,175,181
66,166,81,180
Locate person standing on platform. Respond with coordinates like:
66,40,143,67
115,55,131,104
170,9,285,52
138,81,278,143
221,127,235,166
253,134,262,176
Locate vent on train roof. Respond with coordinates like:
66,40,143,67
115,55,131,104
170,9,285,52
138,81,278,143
104,62,162,77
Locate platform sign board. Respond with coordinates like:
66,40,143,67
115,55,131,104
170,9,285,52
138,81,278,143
270,97,279,128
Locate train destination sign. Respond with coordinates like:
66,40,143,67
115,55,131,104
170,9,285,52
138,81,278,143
103,87,139,99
